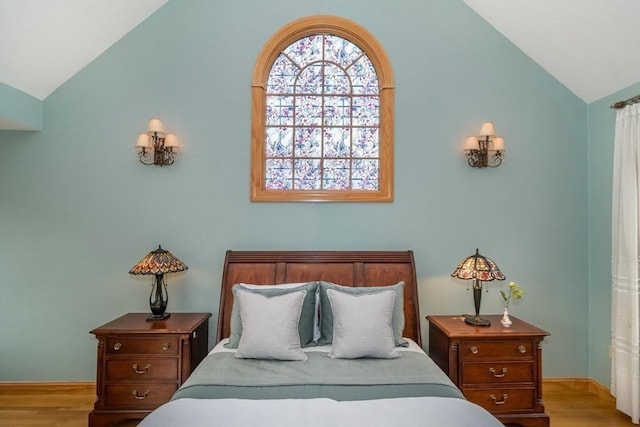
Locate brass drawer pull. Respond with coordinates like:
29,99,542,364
490,393,508,405
470,346,479,354
162,343,170,351
132,390,150,400
518,345,527,354
489,367,507,378
113,343,122,351
132,363,151,374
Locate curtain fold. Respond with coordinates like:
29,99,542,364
611,102,640,424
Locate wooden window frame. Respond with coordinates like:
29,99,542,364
250,15,394,202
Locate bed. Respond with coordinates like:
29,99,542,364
139,250,503,427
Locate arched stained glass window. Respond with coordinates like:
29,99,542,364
251,15,394,202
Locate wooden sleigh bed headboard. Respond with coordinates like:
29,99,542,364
217,250,422,346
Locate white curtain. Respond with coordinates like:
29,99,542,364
611,102,640,424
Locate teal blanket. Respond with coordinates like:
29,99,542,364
173,351,463,401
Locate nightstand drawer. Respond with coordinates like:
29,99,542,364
104,384,178,408
460,341,534,360
462,361,534,385
106,336,180,355
464,387,535,413
105,358,179,381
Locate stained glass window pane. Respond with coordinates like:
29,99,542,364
323,96,351,126
324,128,351,158
266,96,294,126
265,127,293,157
352,96,379,126
323,159,351,190
352,159,379,190
352,128,378,157
294,127,322,157
295,96,323,126
348,56,378,95
323,63,350,95
267,56,299,94
294,159,322,190
284,35,323,67
324,35,363,68
296,64,323,94
265,159,293,190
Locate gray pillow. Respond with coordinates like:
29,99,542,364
234,289,308,361
225,282,318,348
318,281,407,347
327,289,399,359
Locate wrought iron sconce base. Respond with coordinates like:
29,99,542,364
137,132,177,167
466,136,504,168
464,122,504,168
135,119,180,167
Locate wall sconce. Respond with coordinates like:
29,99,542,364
135,119,181,166
464,122,504,168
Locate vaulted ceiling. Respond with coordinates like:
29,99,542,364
0,0,638,128
0,0,168,102
463,0,640,104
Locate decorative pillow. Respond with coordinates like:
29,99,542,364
240,282,321,343
326,289,399,359
225,282,318,348
234,289,308,361
318,281,407,347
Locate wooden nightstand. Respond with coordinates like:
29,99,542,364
88,312,211,427
427,315,550,427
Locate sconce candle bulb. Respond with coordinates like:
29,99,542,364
464,122,505,168
135,119,181,166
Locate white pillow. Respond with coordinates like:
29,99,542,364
225,282,319,349
235,289,308,361
240,283,321,341
326,289,400,359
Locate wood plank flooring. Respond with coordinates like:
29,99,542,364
543,379,635,427
0,382,94,427
0,380,635,426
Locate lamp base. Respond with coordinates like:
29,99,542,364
146,313,170,321
464,314,491,326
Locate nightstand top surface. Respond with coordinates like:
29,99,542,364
427,314,549,338
91,312,211,335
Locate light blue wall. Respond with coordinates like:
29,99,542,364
0,83,42,130
587,82,640,386
1,0,589,381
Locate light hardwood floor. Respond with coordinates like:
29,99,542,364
0,380,635,427
543,379,635,427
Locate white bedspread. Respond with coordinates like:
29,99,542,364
139,396,503,427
